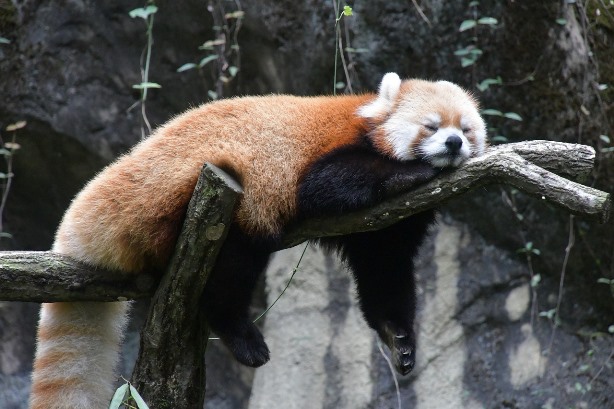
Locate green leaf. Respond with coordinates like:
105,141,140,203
345,47,369,54
490,135,508,143
578,364,590,373
208,90,218,100
0,37,10,44
228,66,239,77
597,83,608,91
461,57,476,67
599,135,611,144
556,18,567,25
482,109,503,116
476,82,489,92
176,63,197,72
539,309,556,320
132,82,162,90
609,325,614,334
198,54,218,68
469,1,480,6
199,39,225,50
0,232,12,238
531,274,541,287
129,5,158,19
335,81,345,89
504,112,523,121
597,278,613,284
459,19,477,32
343,5,353,16
477,17,498,26
6,120,26,131
224,10,245,19
129,385,150,409
454,48,471,56
477,77,502,91
108,384,129,409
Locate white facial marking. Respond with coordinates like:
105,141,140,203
383,119,420,160
358,72,401,118
424,113,441,127
461,114,487,157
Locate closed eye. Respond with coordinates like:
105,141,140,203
425,124,438,132
462,128,471,133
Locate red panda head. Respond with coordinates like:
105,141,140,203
358,73,487,168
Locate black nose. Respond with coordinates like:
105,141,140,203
445,135,463,153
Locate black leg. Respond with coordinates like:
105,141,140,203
202,224,273,367
322,211,435,375
297,144,439,218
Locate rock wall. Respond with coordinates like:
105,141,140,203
240,218,613,409
0,0,612,408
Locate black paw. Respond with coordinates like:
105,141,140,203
380,323,416,376
382,162,440,197
390,331,416,375
217,321,270,368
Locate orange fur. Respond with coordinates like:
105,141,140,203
54,94,374,272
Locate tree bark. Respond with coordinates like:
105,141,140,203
0,141,609,302
0,251,157,302
281,141,610,247
129,163,243,409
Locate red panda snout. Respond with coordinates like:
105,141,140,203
418,125,473,168
445,134,463,153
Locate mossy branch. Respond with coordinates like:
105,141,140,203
130,163,242,408
281,140,609,247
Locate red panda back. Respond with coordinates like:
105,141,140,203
53,94,374,272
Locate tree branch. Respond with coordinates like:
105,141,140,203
130,163,243,409
0,251,158,302
281,141,609,247
0,140,609,301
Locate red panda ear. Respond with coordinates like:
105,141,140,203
379,72,402,101
357,72,401,119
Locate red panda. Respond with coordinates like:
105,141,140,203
30,73,486,409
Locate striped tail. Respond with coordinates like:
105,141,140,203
30,301,129,409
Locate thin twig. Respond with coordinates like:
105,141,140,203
376,337,402,409
588,346,614,388
253,243,309,323
209,243,309,340
410,0,431,26
0,131,18,236
546,214,575,355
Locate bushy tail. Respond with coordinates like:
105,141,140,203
30,301,129,409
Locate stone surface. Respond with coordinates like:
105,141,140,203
0,1,612,408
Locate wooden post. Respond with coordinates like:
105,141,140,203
129,163,243,409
